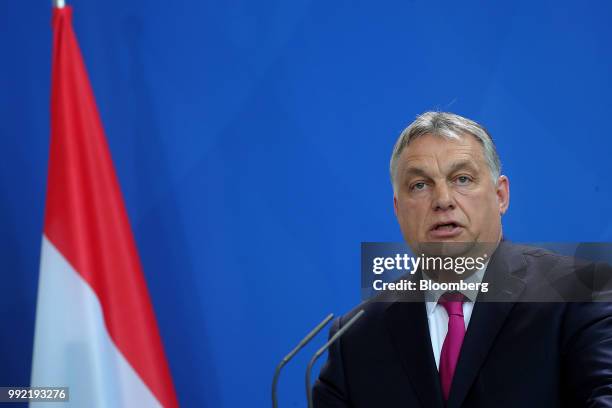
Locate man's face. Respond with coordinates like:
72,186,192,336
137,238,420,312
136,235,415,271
393,133,509,254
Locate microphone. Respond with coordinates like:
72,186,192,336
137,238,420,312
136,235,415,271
272,313,334,408
305,309,365,408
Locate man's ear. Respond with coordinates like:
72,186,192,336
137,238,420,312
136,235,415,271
393,195,398,217
496,175,510,215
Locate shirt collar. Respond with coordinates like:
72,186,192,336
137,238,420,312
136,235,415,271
424,262,488,316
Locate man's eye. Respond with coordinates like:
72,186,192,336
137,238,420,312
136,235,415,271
411,182,427,191
456,175,472,185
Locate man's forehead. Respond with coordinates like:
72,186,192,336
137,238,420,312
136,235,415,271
401,134,485,162
398,134,487,175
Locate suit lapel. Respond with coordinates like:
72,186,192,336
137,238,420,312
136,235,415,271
446,241,527,408
384,298,445,408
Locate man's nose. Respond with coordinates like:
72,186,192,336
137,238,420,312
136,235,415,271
432,183,454,211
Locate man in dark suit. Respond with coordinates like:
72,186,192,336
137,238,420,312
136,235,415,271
313,112,612,407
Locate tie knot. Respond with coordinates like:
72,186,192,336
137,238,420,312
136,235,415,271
439,292,466,316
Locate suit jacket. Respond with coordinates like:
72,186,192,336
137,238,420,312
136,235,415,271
313,241,612,407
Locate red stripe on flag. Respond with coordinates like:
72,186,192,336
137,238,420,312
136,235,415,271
44,7,179,408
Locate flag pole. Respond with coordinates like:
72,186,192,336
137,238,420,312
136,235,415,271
53,0,65,8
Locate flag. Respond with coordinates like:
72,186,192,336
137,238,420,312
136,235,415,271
30,6,179,407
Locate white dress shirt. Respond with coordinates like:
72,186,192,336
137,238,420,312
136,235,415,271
423,265,487,370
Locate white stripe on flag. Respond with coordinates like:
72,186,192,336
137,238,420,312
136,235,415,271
30,236,162,408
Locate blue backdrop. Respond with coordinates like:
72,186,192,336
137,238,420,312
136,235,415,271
2,1,612,407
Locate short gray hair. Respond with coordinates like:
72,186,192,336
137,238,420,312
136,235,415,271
390,111,501,191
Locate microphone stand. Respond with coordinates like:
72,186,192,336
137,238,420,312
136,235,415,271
272,313,334,408
305,310,365,408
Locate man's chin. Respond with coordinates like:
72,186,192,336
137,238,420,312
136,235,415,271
418,240,477,258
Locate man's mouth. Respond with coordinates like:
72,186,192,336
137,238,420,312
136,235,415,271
429,222,463,238
432,223,459,231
